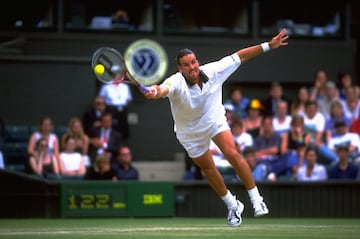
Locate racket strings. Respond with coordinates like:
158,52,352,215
112,71,127,85
93,47,147,92
92,48,126,83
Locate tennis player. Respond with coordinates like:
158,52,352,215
144,29,289,226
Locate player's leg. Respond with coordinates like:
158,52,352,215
213,130,269,217
192,150,244,226
213,130,255,188
192,150,227,195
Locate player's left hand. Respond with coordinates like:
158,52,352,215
269,28,289,49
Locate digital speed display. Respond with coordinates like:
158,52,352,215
60,181,174,217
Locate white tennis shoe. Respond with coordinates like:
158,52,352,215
254,201,269,217
227,200,244,227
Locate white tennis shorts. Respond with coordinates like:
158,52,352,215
176,122,230,158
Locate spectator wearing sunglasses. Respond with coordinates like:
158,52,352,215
28,137,60,178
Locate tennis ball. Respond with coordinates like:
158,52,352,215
94,64,105,75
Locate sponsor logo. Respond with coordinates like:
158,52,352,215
125,39,168,85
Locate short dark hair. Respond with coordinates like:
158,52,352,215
35,137,48,150
305,145,318,156
242,146,255,156
100,111,112,120
305,100,317,108
176,48,194,65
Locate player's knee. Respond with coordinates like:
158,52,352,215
222,148,239,161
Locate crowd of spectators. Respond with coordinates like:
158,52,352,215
0,82,139,181
205,69,360,182
22,106,139,181
1,69,360,183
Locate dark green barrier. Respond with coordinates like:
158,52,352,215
60,181,174,218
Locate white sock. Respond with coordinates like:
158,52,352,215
248,186,263,206
221,190,238,209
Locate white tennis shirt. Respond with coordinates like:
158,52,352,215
161,53,241,137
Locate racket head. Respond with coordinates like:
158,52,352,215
91,47,127,84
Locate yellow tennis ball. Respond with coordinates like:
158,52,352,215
94,64,105,75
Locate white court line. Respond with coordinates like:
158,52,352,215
0,224,341,236
0,226,245,236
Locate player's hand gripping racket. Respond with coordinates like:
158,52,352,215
91,47,149,93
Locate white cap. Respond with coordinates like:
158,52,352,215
224,103,234,112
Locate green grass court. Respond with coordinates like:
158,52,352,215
0,218,359,239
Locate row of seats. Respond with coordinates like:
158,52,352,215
1,125,68,171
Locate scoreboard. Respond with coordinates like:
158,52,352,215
60,181,174,217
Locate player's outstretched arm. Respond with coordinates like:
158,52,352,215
144,85,169,99
236,28,289,63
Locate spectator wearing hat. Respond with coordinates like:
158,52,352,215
327,144,359,180
327,119,360,162
242,99,263,138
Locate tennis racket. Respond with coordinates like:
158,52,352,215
91,47,149,93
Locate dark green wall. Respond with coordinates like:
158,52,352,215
1,170,359,218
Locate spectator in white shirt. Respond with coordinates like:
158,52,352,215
59,135,86,179
272,100,292,136
303,100,337,165
327,120,360,162
230,118,253,154
296,146,327,181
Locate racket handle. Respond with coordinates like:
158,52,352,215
139,83,149,93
